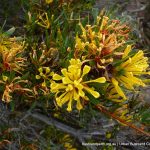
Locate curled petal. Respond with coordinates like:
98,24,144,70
35,75,41,79
38,67,43,73
61,68,68,76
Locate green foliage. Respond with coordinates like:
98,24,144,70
0,0,150,149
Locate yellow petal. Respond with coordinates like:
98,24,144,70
68,66,81,79
69,59,81,66
60,93,71,106
45,0,53,4
76,100,83,110
117,76,134,90
122,45,131,58
111,78,126,100
121,58,132,68
42,81,46,87
62,77,72,84
38,67,43,73
83,86,100,98
126,73,145,86
61,68,68,76
53,74,62,80
79,23,86,39
50,71,54,76
55,92,67,106
2,75,8,82
74,80,83,89
40,72,44,77
84,77,106,84
45,67,50,73
51,82,66,92
35,75,41,79
66,84,73,91
76,69,81,79
73,89,79,100
75,35,85,50
67,92,73,112
78,89,85,97
82,65,91,77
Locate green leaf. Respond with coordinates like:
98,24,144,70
21,72,30,80
29,101,37,111
10,101,15,112
140,110,150,125
4,27,15,36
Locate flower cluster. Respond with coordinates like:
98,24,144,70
114,104,133,125
32,14,149,113
35,12,50,29
0,1,149,128
74,15,130,59
0,76,31,103
36,67,53,87
50,59,106,111
0,36,26,73
111,45,149,99
1,0,150,147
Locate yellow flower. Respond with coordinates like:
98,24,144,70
36,67,53,87
30,42,59,67
2,75,8,82
111,78,126,100
106,132,112,139
106,85,126,102
45,0,53,4
112,45,149,98
0,76,32,103
0,37,26,73
60,134,77,150
114,104,133,126
35,12,50,29
74,15,129,59
51,59,106,111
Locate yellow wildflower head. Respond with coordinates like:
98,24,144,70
111,45,149,98
35,12,50,29
0,37,26,73
106,85,126,102
59,134,77,150
36,67,53,87
51,58,106,111
74,15,130,59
